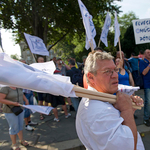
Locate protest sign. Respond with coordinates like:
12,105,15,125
132,18,150,44
24,33,49,56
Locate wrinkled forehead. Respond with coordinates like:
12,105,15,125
97,59,116,70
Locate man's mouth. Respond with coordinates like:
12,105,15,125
112,81,118,85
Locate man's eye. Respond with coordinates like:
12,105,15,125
105,70,110,73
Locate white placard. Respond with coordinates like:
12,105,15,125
132,18,150,44
24,33,49,56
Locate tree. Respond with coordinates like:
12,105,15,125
119,11,138,39
0,0,121,52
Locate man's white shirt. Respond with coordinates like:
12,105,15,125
76,86,145,150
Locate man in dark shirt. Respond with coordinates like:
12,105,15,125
66,59,83,112
139,49,150,126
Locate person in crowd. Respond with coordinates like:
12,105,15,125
52,56,57,65
94,46,104,52
55,57,70,74
55,57,74,111
65,57,71,65
79,55,87,74
23,89,38,131
71,57,78,69
19,59,38,131
0,87,29,150
76,51,144,150
132,50,144,60
139,49,150,126
36,56,49,120
116,51,132,73
51,58,71,122
56,57,75,110
127,53,140,85
115,58,134,86
138,50,144,59
66,59,83,112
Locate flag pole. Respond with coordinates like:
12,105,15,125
118,37,122,60
98,39,101,47
24,38,37,63
89,40,94,52
30,51,37,63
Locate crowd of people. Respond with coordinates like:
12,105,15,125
0,48,149,150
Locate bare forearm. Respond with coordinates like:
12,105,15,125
142,65,150,75
0,99,18,106
121,109,137,150
64,64,70,70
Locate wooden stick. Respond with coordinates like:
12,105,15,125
73,85,143,109
73,85,116,99
98,39,101,47
118,37,122,60
75,91,142,110
89,40,94,52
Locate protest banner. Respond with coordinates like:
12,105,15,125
24,33,49,56
78,0,96,51
132,18,150,44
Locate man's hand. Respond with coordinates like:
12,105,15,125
131,95,143,106
131,95,144,113
113,91,133,112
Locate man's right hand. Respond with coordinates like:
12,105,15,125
113,91,133,112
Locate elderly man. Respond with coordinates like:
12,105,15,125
139,49,150,126
76,52,144,150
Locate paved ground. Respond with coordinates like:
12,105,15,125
0,89,150,150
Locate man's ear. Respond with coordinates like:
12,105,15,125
87,72,94,84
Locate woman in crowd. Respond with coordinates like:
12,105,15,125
115,58,134,86
0,86,29,150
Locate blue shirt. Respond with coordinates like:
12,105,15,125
118,70,130,86
139,58,150,88
128,57,139,71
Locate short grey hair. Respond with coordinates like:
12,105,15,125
84,52,114,83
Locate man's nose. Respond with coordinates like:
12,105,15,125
111,70,118,78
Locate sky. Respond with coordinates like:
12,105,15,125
1,0,150,58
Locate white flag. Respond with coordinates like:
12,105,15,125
24,33,49,56
118,84,140,96
114,11,120,46
100,12,111,47
22,105,53,115
78,0,96,50
0,53,76,97
30,61,56,75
